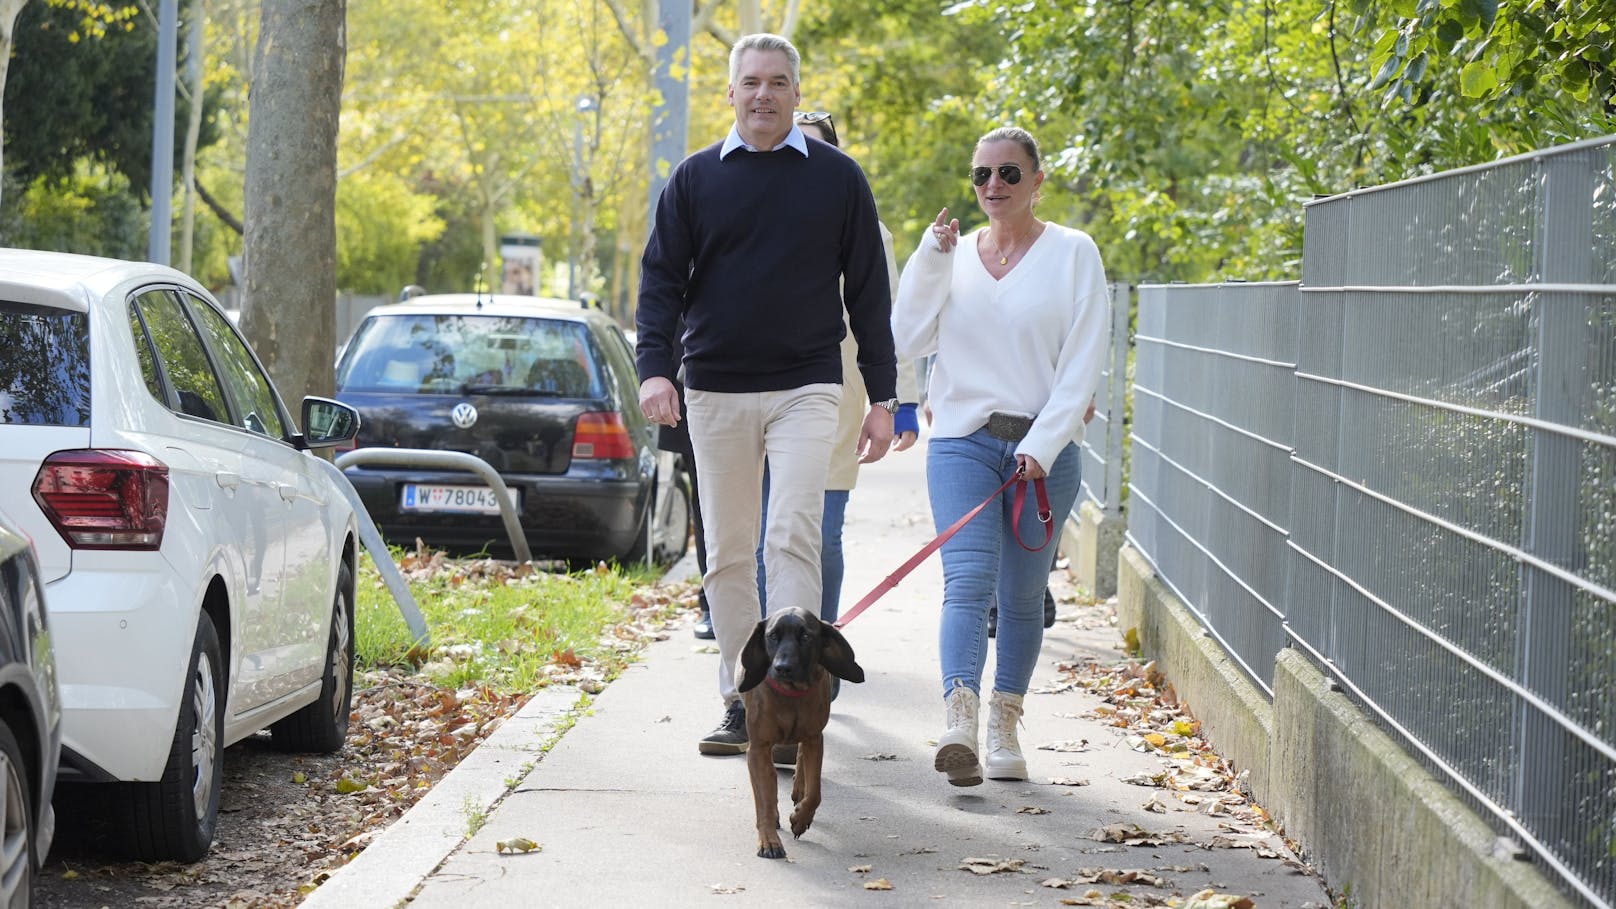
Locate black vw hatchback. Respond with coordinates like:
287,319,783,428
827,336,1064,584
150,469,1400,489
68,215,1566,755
334,295,671,565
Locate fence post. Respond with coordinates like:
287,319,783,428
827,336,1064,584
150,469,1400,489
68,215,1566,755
1513,152,1592,840
1105,282,1131,515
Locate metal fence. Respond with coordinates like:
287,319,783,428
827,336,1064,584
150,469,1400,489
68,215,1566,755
1076,282,1133,519
1127,136,1616,907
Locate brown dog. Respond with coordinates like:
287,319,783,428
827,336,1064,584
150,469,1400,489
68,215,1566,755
737,606,865,859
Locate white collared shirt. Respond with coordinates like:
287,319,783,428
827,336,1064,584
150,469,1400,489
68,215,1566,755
719,124,810,160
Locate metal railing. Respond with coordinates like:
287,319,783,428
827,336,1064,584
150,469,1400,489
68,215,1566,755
1126,135,1616,907
1076,281,1133,519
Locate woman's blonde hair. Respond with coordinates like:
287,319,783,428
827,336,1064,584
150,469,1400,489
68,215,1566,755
976,127,1041,172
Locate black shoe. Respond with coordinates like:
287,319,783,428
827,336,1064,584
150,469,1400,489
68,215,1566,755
692,611,715,640
699,701,748,755
987,606,996,638
830,676,841,703
1043,588,1057,628
771,743,798,769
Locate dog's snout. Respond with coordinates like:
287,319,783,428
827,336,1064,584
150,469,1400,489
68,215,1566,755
771,654,809,683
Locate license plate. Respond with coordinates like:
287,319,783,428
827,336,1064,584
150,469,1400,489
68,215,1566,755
400,484,520,515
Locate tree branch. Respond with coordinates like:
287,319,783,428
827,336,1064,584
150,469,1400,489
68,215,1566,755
602,0,649,60
195,177,244,236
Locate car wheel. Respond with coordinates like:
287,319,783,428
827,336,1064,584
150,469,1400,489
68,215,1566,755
115,613,224,862
653,468,692,566
271,562,354,753
0,721,35,907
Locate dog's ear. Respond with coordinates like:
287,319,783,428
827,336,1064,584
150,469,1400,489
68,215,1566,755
817,619,865,683
737,619,770,692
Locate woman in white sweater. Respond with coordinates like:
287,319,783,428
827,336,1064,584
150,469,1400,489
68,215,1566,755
892,126,1109,787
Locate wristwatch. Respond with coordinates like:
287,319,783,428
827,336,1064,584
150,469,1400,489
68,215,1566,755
874,398,900,414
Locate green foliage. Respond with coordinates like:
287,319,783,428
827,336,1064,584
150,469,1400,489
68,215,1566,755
0,164,146,258
336,171,446,295
1367,0,1616,148
4,0,218,198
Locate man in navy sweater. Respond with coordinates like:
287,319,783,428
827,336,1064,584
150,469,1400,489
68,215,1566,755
636,32,898,755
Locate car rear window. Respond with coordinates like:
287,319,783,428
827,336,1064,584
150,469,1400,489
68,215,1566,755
0,301,91,426
337,313,604,397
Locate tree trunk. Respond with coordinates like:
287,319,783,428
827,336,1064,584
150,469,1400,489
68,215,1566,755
241,0,345,407
179,0,206,273
0,0,30,212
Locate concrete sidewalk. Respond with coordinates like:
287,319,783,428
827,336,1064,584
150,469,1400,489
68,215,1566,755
304,437,1333,908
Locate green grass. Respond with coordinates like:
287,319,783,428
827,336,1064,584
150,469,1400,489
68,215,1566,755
354,550,668,694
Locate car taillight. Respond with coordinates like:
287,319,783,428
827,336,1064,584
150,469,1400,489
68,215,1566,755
572,412,636,460
31,450,169,550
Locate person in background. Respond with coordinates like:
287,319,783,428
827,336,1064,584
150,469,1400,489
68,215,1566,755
636,33,898,757
892,126,1109,787
754,110,921,725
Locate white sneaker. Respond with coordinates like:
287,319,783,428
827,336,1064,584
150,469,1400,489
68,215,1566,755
935,681,981,787
984,690,1027,781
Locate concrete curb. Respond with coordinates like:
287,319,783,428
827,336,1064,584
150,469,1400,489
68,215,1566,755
1115,542,1575,909
299,684,585,909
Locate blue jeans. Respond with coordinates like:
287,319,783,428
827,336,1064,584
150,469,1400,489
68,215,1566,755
929,429,1081,699
757,462,851,623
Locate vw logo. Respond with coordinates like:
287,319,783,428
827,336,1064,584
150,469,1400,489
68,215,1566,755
451,402,478,429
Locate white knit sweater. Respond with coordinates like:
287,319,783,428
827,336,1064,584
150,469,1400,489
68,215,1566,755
892,222,1110,471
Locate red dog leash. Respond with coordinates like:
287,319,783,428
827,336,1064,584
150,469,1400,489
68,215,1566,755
833,471,1051,630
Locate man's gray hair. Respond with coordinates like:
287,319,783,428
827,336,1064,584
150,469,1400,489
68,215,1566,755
729,33,801,86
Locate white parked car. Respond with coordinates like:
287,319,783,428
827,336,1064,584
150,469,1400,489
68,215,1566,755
0,249,361,862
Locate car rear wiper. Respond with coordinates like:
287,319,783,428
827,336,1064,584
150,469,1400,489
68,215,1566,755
460,383,565,396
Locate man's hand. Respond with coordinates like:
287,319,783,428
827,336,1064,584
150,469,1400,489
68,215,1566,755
855,406,896,464
639,377,680,427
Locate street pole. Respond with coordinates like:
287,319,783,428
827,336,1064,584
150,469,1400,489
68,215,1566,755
148,0,179,265
647,0,690,228
570,95,596,301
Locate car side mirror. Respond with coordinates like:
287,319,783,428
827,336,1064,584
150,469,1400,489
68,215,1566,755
300,397,360,449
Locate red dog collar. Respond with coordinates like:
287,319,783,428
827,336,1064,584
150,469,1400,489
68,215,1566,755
765,676,813,699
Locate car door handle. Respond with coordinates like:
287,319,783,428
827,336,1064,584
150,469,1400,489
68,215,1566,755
215,471,240,490
277,483,299,502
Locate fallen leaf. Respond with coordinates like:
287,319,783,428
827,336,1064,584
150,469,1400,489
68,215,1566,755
1038,739,1090,752
960,857,1026,875
334,776,369,794
1049,777,1090,786
291,771,307,784
1184,890,1255,909
1142,796,1167,813
1018,806,1051,815
495,837,541,854
1077,867,1170,887
709,883,745,895
1091,823,1189,846
862,752,899,761
849,865,872,873
863,878,894,890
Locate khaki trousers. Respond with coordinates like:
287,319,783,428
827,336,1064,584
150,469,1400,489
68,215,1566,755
686,384,841,704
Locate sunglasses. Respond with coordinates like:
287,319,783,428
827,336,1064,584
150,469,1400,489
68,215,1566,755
971,164,1023,186
794,111,838,147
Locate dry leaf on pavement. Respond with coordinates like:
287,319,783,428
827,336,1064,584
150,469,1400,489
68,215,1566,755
960,857,1026,875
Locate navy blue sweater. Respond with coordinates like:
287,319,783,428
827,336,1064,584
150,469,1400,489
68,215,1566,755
636,137,897,401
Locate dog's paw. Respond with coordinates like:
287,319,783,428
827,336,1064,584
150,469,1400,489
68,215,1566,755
789,811,815,839
757,840,787,859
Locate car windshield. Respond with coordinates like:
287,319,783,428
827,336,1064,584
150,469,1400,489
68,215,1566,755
0,301,91,426
337,313,604,397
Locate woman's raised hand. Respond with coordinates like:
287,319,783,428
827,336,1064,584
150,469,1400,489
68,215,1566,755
931,208,961,254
